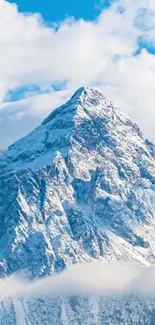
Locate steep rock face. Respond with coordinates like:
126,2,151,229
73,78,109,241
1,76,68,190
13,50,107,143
0,87,154,277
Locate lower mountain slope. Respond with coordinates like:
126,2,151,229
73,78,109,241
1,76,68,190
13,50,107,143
1,295,155,325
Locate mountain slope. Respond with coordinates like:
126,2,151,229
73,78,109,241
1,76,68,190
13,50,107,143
1,295,155,325
0,87,154,278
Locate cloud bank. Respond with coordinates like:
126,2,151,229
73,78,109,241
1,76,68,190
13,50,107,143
1,261,155,298
0,0,155,146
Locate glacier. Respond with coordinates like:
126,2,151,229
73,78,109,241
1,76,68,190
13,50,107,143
0,87,154,323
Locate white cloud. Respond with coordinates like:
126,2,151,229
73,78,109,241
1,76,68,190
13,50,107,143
0,89,71,148
1,261,155,298
0,89,70,119
0,0,155,146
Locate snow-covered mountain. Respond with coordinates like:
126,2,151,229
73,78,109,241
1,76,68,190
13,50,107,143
0,87,155,324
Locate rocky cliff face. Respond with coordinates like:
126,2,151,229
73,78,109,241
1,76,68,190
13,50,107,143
0,87,154,278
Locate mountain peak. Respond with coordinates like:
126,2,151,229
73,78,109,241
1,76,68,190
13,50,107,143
70,86,106,101
42,86,108,126
1,86,152,172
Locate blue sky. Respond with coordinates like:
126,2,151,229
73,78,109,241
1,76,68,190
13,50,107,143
8,0,110,21
0,0,155,148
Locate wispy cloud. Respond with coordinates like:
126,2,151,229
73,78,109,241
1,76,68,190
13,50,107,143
1,261,155,298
